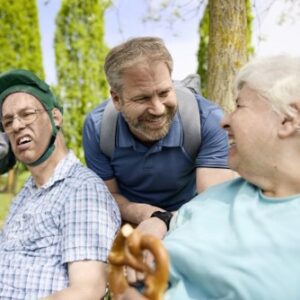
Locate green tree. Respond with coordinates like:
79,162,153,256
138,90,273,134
0,0,44,77
55,0,110,160
0,0,44,193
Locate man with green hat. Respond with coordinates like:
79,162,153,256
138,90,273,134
0,69,121,299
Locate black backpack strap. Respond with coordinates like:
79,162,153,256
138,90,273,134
100,100,118,158
100,87,201,160
175,86,201,159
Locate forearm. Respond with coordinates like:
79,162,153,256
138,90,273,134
40,285,105,300
112,193,163,224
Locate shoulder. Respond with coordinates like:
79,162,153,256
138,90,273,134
170,178,252,229
84,100,110,133
194,94,225,122
187,177,253,209
69,163,107,186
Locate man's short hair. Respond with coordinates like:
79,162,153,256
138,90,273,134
104,36,173,93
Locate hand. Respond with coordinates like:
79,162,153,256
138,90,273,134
116,287,148,300
125,217,169,284
136,216,169,239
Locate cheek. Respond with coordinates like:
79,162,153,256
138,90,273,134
125,103,147,117
166,94,177,107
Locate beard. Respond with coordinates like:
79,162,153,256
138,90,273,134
122,105,177,142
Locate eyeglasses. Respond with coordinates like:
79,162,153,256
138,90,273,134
1,109,49,133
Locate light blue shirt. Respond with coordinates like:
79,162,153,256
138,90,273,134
164,178,300,300
0,151,121,299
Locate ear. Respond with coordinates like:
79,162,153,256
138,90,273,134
110,90,122,111
278,102,300,138
51,108,63,128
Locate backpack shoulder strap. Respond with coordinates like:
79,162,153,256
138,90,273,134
100,100,118,158
100,87,202,159
175,85,201,159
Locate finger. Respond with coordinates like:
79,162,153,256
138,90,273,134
136,270,145,281
126,266,137,284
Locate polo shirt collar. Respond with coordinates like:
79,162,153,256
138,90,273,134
116,112,182,150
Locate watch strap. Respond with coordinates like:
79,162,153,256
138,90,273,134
150,211,173,230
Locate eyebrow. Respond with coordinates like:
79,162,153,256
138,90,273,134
2,107,36,118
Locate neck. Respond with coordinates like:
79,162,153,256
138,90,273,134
28,136,68,187
242,161,300,198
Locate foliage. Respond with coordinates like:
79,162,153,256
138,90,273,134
246,0,254,58
55,0,111,161
197,5,209,97
0,193,12,228
0,0,44,78
0,170,29,228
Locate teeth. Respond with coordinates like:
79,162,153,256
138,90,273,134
18,136,31,145
228,138,235,146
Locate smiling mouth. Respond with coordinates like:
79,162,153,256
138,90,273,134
17,135,32,146
228,138,236,147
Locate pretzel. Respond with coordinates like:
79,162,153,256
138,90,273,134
108,224,169,300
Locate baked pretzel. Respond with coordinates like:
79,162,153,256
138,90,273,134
108,224,169,300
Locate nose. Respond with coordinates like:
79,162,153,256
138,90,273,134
148,97,165,116
11,116,26,132
220,112,230,131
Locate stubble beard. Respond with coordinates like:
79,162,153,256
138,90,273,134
123,105,177,142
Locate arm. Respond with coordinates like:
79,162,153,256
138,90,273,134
195,97,237,193
84,111,165,226
196,167,237,193
105,178,163,225
41,261,107,300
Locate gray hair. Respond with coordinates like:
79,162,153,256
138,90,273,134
104,36,173,93
235,54,300,118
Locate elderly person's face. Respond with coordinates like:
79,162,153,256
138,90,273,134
221,84,280,177
1,92,52,164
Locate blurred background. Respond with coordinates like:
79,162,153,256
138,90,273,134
1,0,300,225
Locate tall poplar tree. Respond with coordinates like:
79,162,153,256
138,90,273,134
0,0,44,77
55,0,110,160
0,0,44,192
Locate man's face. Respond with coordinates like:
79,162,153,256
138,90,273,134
1,92,52,164
112,61,177,144
221,84,280,177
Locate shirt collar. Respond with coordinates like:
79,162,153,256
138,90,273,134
26,151,79,190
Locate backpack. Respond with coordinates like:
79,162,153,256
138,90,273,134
100,74,202,160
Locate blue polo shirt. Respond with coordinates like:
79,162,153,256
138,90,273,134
83,94,228,211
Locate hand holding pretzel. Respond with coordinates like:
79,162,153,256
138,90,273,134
108,224,169,300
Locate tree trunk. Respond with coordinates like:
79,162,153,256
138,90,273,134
207,0,248,112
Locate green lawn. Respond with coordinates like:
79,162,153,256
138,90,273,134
0,170,29,228
0,193,12,228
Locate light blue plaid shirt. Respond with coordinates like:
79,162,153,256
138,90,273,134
0,151,121,299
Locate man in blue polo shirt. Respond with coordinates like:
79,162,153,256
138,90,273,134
83,36,234,238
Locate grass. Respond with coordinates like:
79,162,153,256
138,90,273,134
0,193,12,228
0,170,30,228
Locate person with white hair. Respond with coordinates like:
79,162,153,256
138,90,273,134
118,54,300,300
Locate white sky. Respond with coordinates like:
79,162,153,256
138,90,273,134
37,0,300,84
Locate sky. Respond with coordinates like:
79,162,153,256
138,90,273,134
37,0,300,85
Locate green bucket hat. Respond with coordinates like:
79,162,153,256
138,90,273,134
0,69,63,166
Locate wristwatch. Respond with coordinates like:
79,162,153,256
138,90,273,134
150,211,173,230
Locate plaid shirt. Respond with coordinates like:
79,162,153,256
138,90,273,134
0,151,121,299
